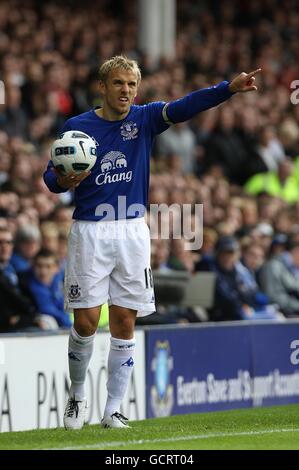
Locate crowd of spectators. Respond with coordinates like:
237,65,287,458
1,0,299,331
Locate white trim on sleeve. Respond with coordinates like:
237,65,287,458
162,103,174,126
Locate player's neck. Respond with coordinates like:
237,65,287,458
96,106,130,122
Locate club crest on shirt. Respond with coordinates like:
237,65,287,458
68,284,81,301
120,121,138,141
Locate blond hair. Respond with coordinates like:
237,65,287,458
99,55,141,84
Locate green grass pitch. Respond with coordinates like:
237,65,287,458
1,404,299,450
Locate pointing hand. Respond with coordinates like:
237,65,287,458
229,68,262,93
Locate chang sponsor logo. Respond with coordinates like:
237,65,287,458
96,171,132,185
95,151,132,186
150,341,174,417
100,151,127,172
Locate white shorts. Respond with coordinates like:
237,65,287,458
64,218,155,317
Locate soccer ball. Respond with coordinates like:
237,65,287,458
51,130,97,175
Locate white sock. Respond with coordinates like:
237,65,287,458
104,336,136,418
68,326,95,401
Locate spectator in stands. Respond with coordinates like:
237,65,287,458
259,237,299,318
0,218,8,229
204,106,251,184
257,194,283,225
52,205,73,233
168,238,194,272
278,118,299,159
273,207,296,235
196,235,281,321
196,227,218,266
0,191,20,221
240,198,259,230
5,152,34,196
0,148,10,186
0,226,40,332
10,224,41,274
22,249,71,328
240,240,265,284
40,221,59,254
151,238,171,272
57,229,69,270
33,193,57,221
245,159,299,204
256,125,285,172
251,223,274,253
233,107,262,181
268,233,288,258
1,85,29,139
202,228,218,253
154,122,197,175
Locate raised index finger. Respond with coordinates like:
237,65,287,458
247,68,262,78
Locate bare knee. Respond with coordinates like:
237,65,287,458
74,319,97,336
109,306,136,339
73,307,100,337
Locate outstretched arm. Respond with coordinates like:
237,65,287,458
164,69,261,124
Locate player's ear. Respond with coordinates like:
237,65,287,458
99,80,106,95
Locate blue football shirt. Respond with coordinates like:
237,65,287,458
44,102,168,221
44,81,234,221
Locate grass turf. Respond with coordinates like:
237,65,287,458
0,404,299,450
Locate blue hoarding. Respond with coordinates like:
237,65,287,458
146,321,299,418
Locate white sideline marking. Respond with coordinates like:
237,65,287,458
52,427,299,450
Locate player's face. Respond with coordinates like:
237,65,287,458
100,68,138,119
